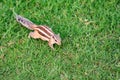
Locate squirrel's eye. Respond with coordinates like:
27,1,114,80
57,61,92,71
52,36,57,42
55,39,57,42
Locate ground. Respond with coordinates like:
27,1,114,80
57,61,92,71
0,0,120,80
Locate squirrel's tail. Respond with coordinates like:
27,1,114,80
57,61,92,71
12,8,37,30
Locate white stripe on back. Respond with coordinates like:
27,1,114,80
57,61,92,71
34,27,51,38
40,25,54,35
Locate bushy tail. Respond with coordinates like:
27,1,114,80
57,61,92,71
12,9,36,30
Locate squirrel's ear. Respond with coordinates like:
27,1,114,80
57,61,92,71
58,33,60,36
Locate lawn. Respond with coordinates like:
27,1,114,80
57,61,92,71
0,0,120,80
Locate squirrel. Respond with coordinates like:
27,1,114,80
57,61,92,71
13,10,61,49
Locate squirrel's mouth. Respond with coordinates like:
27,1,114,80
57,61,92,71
57,42,61,45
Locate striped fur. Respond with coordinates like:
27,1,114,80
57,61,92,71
34,26,51,40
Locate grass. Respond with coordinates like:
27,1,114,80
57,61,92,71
0,0,120,80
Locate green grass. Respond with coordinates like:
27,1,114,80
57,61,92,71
0,0,120,80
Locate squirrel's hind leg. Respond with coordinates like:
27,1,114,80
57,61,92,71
28,31,40,39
